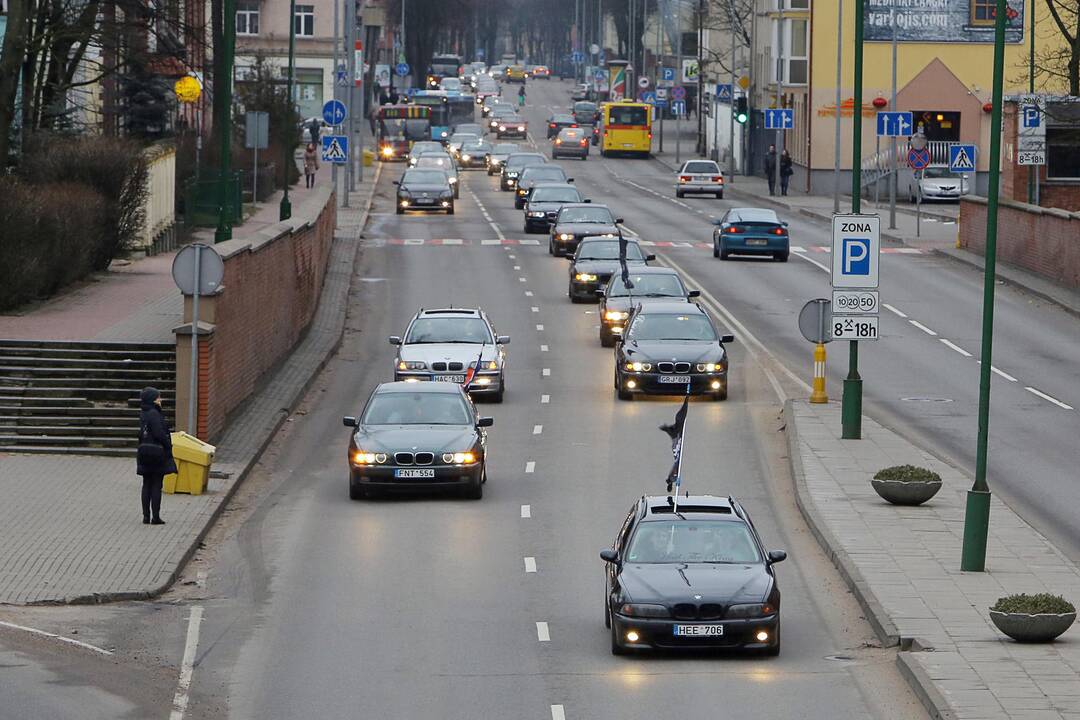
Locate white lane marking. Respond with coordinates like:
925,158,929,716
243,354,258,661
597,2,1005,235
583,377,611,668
508,254,516,259
658,255,809,400
537,324,545,331
940,339,973,357
532,306,540,312
540,344,549,352
620,224,641,238
525,461,536,473
533,424,543,434
991,366,1018,382
793,251,831,273
519,277,527,282
514,265,522,270
521,504,532,518
1025,387,1075,410
536,621,550,641
791,246,807,253
525,290,534,297
883,303,908,318
910,320,938,336
442,238,463,245
551,706,566,720
541,394,550,404
169,605,204,720
524,557,538,573
542,368,551,376
0,620,113,656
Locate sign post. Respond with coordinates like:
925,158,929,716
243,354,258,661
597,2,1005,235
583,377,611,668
908,128,930,237
244,111,269,205
1017,95,1045,206
798,299,833,403
171,244,225,436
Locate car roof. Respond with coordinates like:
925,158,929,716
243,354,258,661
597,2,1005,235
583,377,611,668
639,494,744,521
579,234,628,243
552,113,576,120
531,182,578,192
415,307,483,318
634,301,708,315
375,381,467,396
521,166,565,175
613,265,677,275
558,202,607,210
506,152,545,160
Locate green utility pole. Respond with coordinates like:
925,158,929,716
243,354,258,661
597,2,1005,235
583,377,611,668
961,0,1009,573
215,0,237,242
841,0,865,439
1027,0,1035,204
280,0,297,221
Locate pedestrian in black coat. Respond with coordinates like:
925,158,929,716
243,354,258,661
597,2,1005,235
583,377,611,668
764,144,777,195
780,149,794,196
136,387,176,525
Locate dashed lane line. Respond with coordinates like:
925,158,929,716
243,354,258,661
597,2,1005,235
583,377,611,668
531,306,540,312
537,324,545,331
521,504,532,518
883,303,908,318
168,605,204,720
542,368,551,376
540,344,549,352
1025,387,1075,410
541,394,550,404
909,320,938,336
536,622,550,642
533,424,543,435
991,366,1018,382
525,290,534,297
524,557,538,573
525,461,536,473
940,339,972,357
551,706,566,720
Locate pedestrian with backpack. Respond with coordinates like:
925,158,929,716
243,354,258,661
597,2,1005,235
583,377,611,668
136,387,176,525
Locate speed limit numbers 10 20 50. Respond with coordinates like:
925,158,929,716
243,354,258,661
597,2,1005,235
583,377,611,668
832,290,878,315
833,316,879,341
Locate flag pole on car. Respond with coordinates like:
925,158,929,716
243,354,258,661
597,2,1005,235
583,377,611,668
463,342,486,389
659,390,691,512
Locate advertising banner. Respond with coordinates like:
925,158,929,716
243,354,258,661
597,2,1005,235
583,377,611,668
864,0,1025,43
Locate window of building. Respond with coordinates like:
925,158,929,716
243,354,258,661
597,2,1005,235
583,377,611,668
236,2,259,35
970,0,995,25
1046,127,1080,180
775,0,810,8
771,18,808,85
295,4,315,37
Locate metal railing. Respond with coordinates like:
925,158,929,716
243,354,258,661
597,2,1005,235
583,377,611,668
860,139,953,191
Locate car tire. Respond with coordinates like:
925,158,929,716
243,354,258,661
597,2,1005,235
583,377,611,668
464,470,484,500
600,331,615,347
524,223,532,234
548,237,555,255
716,191,723,199
610,622,628,655
454,186,460,199
396,205,404,215
719,243,730,260
676,189,684,198
763,624,780,657
604,594,612,628
713,242,720,258
492,380,505,403
616,375,632,401
447,203,455,215
349,479,364,500
775,251,789,262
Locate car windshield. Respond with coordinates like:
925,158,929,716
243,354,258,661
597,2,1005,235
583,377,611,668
415,156,453,170
608,105,648,125
552,115,576,124
574,102,597,114
923,168,960,179
363,391,471,426
629,314,716,341
730,209,779,224
405,317,494,344
440,78,462,91
411,143,442,155
521,168,565,183
456,125,483,135
577,240,643,261
493,144,519,156
506,156,544,170
558,207,614,223
557,130,582,141
531,187,581,203
462,143,491,154
609,274,684,297
403,170,448,185
626,521,761,564
684,161,719,174
450,133,478,145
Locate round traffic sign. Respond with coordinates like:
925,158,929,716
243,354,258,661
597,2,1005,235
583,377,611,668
671,85,687,101
172,243,224,296
590,43,600,55
638,76,650,88
655,87,668,99
322,99,347,125
738,75,750,90
395,62,410,77
907,146,930,171
798,299,833,344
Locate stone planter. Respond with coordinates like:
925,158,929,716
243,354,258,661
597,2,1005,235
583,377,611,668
989,610,1076,642
870,478,942,506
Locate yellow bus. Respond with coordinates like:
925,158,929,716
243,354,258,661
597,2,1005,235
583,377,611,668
600,101,652,158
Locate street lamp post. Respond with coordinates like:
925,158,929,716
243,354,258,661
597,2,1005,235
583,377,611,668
960,0,1010,573
832,0,842,214
215,0,237,242
280,0,297,221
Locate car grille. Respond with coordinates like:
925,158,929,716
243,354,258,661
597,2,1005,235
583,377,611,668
394,451,435,465
431,361,464,371
657,362,692,373
672,603,726,620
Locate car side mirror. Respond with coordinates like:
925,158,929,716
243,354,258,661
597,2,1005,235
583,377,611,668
711,218,723,226
721,334,735,344
583,198,592,203
496,335,511,345
616,217,625,224
600,549,620,564
595,289,605,297
388,335,402,345
477,416,494,428
768,550,787,564
567,178,574,183
645,254,656,262
342,416,358,427
687,290,701,298
392,180,400,185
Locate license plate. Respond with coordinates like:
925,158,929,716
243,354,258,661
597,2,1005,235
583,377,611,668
746,238,768,246
395,468,435,479
659,375,691,384
674,624,724,637
416,198,434,205
435,374,466,383
622,143,633,148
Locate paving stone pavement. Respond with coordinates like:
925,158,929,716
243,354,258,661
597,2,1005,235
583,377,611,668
0,166,380,605
788,399,1080,720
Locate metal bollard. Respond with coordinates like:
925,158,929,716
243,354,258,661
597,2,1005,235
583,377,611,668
810,343,828,403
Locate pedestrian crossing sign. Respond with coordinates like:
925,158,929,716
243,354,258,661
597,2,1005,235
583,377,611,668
948,143,976,173
322,135,348,164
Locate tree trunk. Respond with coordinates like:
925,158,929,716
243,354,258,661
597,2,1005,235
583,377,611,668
0,0,31,164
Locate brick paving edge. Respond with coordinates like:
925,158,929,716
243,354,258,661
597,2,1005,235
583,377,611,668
784,399,954,720
43,166,383,606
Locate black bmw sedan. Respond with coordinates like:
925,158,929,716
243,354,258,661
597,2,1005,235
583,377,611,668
601,495,786,655
614,302,733,400
548,203,622,257
597,267,699,346
523,184,586,234
343,382,493,500
566,236,652,303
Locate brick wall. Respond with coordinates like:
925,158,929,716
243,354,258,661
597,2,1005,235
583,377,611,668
959,196,1080,291
175,187,337,440
1001,102,1080,212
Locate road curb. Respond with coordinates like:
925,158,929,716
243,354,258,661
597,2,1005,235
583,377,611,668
47,166,383,606
896,652,958,720
783,399,902,648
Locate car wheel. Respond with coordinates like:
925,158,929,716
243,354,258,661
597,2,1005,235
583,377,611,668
610,622,628,655
464,470,483,500
548,237,555,255
719,243,730,260
712,241,720,258
396,205,404,215
775,251,789,262
716,191,723,199
676,189,684,198
524,222,532,234
616,374,632,401
454,186,460,199
349,478,364,500
763,623,780,657
600,330,615,347
604,595,612,629
447,203,455,215
492,380,505,403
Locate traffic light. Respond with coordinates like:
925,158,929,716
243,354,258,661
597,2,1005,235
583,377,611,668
734,96,748,124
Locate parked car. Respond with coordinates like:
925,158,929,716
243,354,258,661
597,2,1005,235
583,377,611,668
909,167,969,202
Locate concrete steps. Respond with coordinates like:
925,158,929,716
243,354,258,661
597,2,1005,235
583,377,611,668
0,340,176,455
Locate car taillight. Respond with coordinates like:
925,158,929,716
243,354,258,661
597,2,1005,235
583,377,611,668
679,175,691,182
571,123,578,127
580,139,588,146
648,132,653,139
550,123,556,128
773,227,786,235
555,139,562,144
712,176,723,182
726,226,743,233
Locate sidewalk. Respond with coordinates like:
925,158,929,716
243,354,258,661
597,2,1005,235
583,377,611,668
788,399,1080,720
0,161,379,604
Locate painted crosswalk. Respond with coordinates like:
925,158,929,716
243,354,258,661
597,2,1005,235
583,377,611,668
360,238,926,254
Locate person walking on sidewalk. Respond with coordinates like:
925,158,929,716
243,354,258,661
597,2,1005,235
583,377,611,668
780,149,793,196
764,145,777,195
304,143,320,189
136,387,175,525
518,85,526,107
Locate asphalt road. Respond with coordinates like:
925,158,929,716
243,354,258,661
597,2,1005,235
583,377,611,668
179,80,924,719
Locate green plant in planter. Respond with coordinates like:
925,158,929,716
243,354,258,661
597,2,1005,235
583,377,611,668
992,594,1075,615
873,465,941,483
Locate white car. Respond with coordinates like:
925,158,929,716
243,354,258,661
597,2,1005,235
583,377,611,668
909,167,969,202
675,159,724,199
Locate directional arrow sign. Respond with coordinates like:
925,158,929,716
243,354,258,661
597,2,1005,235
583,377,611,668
764,108,793,130
948,143,976,173
876,111,913,137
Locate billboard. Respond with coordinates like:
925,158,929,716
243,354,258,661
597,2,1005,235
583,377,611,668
864,0,1025,43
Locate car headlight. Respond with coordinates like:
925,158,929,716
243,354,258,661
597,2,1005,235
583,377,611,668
441,451,477,464
575,273,597,282
491,159,502,166
440,131,448,138
528,211,546,218
725,603,776,619
397,360,426,370
558,233,573,240
381,146,394,156
448,176,458,184
352,450,388,465
499,125,507,131
624,361,652,372
605,310,628,321
619,603,670,618
462,154,472,161
518,126,525,131
696,362,721,372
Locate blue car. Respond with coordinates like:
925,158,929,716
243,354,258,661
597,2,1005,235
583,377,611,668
712,208,790,262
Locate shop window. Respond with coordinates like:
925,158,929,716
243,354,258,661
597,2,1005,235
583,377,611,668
1046,127,1080,180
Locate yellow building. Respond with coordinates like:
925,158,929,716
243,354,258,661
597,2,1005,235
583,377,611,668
752,0,1068,193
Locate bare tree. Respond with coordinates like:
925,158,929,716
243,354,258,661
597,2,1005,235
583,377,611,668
1039,0,1080,95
